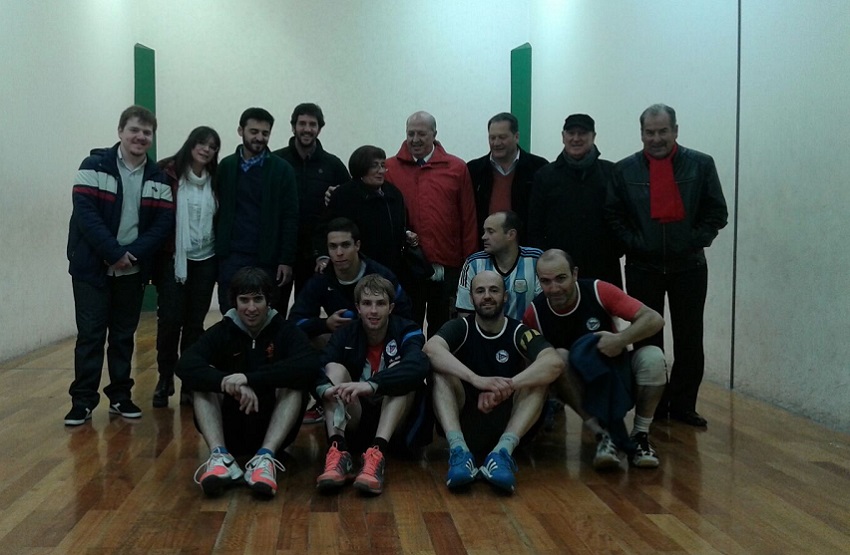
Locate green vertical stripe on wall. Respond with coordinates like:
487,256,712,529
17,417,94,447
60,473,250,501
134,43,156,160
134,44,158,311
511,43,532,151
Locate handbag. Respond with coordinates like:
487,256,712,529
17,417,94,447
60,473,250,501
402,244,435,279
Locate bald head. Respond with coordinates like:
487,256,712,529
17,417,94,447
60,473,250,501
406,111,437,160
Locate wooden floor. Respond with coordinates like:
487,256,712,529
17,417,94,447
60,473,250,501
2,313,849,554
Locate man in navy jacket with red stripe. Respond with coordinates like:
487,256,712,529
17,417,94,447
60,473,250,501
64,106,174,426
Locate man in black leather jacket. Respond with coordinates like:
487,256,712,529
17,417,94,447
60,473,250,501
606,104,728,427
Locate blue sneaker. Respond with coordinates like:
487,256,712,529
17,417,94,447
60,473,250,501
446,447,477,489
480,449,518,493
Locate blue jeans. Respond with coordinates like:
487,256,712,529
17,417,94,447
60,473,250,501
154,255,218,378
70,273,146,409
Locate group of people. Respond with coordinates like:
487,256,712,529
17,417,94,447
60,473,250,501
64,101,727,498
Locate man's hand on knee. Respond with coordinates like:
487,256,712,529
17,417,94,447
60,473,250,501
236,385,259,414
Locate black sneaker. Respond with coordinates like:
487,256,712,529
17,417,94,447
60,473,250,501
152,376,174,408
629,432,660,468
109,399,142,419
64,406,93,426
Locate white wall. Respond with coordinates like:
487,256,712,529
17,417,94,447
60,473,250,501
735,0,850,429
0,0,531,362
1,0,848,431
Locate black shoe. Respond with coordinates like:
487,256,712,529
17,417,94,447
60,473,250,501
670,410,707,427
109,399,143,419
153,376,175,408
64,406,93,426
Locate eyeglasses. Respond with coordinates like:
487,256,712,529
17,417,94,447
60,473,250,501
369,161,387,171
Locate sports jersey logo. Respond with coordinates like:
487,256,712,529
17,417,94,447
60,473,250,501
496,350,509,363
586,317,601,331
514,279,528,293
385,339,398,357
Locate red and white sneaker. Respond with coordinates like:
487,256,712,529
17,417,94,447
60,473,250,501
303,404,325,424
194,450,243,496
316,442,355,491
244,453,285,497
353,447,386,495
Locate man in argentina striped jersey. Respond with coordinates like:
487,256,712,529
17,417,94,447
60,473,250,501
455,211,542,321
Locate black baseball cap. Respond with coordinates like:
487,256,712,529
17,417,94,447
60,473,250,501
563,114,595,132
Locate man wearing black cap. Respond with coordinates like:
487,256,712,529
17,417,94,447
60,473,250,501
527,114,623,287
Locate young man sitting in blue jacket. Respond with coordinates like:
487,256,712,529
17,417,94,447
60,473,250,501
314,274,430,495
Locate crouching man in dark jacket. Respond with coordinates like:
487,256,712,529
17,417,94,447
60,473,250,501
314,274,431,496
177,267,320,498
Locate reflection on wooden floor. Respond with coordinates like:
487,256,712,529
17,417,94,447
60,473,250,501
1,312,849,554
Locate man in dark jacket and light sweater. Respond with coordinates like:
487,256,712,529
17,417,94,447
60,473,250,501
177,267,320,498
607,103,728,428
313,274,430,496
65,105,174,426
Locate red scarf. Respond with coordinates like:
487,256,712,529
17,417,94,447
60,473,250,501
646,143,685,223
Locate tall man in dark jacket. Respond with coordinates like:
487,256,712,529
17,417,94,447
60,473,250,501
65,105,174,426
177,267,319,498
214,107,298,312
607,104,728,427
314,274,430,496
467,112,547,244
528,114,623,287
272,103,350,304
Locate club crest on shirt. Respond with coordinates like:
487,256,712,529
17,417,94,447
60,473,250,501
514,279,528,294
496,350,509,363
265,343,275,360
385,340,398,357
586,317,601,331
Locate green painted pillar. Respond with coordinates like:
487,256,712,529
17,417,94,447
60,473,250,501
510,43,532,151
134,44,159,311
134,43,156,160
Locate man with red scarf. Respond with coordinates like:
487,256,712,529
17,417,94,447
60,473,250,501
606,104,727,427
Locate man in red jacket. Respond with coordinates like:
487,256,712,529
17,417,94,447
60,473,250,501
385,111,478,336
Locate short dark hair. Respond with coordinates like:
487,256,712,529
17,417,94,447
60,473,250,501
640,104,677,129
119,105,157,132
239,107,275,129
538,249,577,272
492,210,522,236
326,217,361,243
290,103,325,128
488,112,518,134
354,274,396,304
348,145,387,179
228,267,278,307
160,126,221,178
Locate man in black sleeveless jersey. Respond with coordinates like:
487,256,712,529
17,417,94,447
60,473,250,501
523,249,666,470
424,271,563,493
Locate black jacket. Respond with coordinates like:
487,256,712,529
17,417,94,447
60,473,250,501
289,256,413,337
176,310,320,393
316,315,429,397
467,148,548,242
528,150,623,287
607,145,728,273
272,138,350,260
318,178,408,275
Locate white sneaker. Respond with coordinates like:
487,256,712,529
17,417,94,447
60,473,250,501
194,450,243,496
593,433,621,470
244,453,285,497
